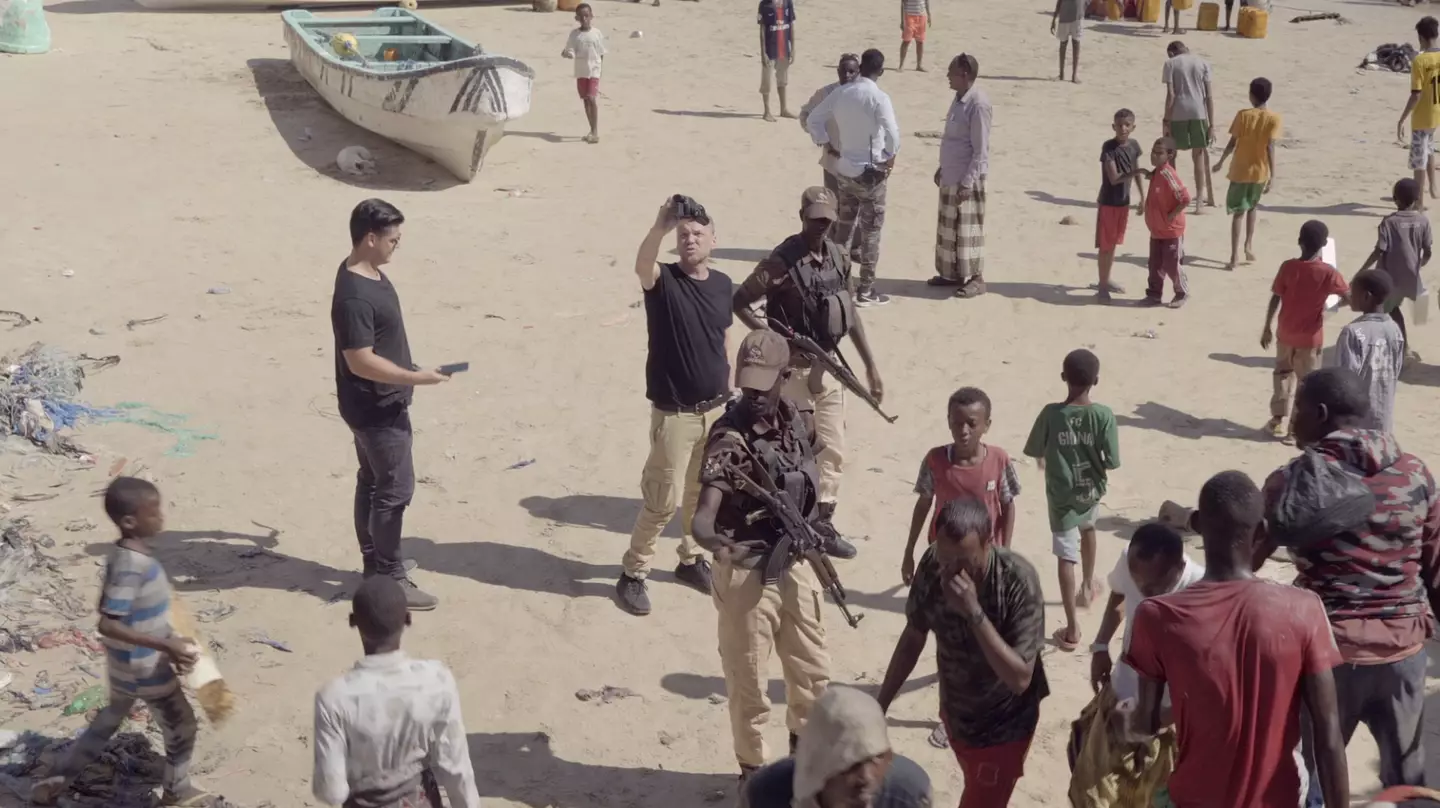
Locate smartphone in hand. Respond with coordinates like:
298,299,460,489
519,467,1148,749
438,362,470,376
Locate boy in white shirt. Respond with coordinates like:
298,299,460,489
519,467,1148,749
561,3,606,144
1087,523,1205,702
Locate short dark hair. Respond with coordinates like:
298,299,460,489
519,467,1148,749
1114,108,1136,123
1419,15,1439,41
575,1,591,12
1130,523,1184,565
949,53,979,77
1166,40,1187,57
1297,367,1370,423
839,52,860,65
1249,77,1273,105
1155,136,1178,159
948,386,992,419
1198,470,1263,540
349,198,404,246
352,575,409,637
1352,268,1394,304
1395,177,1422,209
1063,348,1100,387
104,476,159,526
860,49,885,77
934,497,992,543
1299,220,1329,255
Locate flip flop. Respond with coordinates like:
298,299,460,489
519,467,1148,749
926,276,963,286
927,723,949,748
955,278,986,298
1052,628,1079,652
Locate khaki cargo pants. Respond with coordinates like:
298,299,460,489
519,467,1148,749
713,556,831,769
622,406,720,579
780,368,845,505
1272,343,1323,421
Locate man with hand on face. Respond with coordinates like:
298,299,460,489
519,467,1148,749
734,186,884,560
692,330,832,796
878,497,1048,808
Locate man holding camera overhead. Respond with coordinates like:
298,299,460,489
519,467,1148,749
616,196,738,617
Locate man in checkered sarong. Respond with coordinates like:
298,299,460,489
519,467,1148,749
931,54,992,299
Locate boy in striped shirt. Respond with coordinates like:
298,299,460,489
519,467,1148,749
898,0,930,72
32,477,208,807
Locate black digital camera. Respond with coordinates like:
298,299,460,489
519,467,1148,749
670,194,711,225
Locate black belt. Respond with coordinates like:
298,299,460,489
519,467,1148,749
654,394,729,415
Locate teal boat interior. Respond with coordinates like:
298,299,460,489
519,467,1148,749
284,9,479,69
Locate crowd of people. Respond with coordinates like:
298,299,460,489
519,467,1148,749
29,3,1440,808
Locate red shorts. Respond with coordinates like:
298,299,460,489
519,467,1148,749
576,77,600,98
1096,205,1130,251
947,730,1033,808
902,13,928,42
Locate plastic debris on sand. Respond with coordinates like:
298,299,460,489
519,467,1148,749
0,343,118,456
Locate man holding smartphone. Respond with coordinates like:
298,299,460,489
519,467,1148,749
332,199,451,611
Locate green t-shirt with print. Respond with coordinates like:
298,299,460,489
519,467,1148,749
1023,402,1120,532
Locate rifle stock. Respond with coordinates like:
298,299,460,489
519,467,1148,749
767,321,897,424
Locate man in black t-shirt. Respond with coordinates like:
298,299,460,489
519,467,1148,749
331,199,451,611
616,197,735,617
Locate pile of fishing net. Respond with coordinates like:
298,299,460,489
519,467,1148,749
0,343,118,456
1361,43,1418,72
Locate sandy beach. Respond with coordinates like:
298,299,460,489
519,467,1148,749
4,0,1440,803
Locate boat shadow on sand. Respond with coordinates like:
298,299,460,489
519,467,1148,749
246,57,461,192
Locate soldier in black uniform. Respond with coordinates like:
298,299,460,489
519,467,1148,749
732,186,885,558
691,330,833,792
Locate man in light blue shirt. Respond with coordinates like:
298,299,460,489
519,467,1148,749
805,48,901,307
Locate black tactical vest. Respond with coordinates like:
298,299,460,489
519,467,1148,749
712,399,821,544
766,235,855,353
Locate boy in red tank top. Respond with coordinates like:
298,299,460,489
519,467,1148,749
902,387,1021,586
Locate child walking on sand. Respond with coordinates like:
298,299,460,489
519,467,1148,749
1096,109,1146,303
1358,177,1432,358
1214,77,1282,270
1335,270,1406,433
1143,136,1191,308
1396,17,1440,211
1051,0,1086,82
1024,349,1120,653
32,478,208,807
1261,220,1349,440
897,0,929,71
902,386,1021,586
561,3,606,143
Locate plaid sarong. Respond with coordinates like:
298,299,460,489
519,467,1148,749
936,179,986,282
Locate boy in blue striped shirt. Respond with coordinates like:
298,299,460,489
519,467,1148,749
32,477,209,806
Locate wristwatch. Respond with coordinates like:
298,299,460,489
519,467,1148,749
1089,642,1110,654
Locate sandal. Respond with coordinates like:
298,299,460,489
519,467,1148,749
954,277,986,298
1264,417,1285,439
927,275,963,286
1052,627,1080,652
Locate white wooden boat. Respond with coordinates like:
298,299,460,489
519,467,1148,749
280,8,534,182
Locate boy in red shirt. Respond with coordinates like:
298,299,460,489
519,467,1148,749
1142,137,1191,308
1260,219,1349,440
1125,470,1349,808
901,386,1020,586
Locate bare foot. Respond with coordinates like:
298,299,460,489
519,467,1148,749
1244,249,1256,264
1206,197,1217,207
582,132,599,144
779,109,796,119
1192,201,1202,214
762,112,776,123
917,64,928,72
1072,76,1081,84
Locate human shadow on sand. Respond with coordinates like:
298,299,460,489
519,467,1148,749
519,494,680,539
469,731,734,808
653,108,763,120
245,58,460,192
661,672,941,709
1116,401,1270,443
404,536,693,600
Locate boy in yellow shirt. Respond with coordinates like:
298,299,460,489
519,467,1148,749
1397,16,1440,212
1214,77,1280,271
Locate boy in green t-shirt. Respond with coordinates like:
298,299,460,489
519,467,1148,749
1022,349,1120,653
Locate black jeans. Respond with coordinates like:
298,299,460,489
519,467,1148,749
352,409,414,579
1304,648,1428,807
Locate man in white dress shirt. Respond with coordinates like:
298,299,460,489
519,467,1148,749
805,48,901,308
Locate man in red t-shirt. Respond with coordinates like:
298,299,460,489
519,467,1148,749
1124,470,1349,808
1260,219,1349,441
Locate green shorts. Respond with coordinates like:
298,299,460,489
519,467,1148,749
1226,182,1265,214
1170,119,1209,150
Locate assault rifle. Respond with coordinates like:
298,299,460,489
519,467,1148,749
724,459,864,629
766,320,897,424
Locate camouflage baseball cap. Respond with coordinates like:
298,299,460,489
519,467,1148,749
736,330,791,391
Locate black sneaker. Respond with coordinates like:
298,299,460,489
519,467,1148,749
363,558,418,577
855,289,892,307
616,574,652,615
399,577,439,611
674,558,713,594
815,503,858,560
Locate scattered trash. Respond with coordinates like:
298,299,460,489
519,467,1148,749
913,130,943,139
1361,43,1417,72
109,402,218,458
32,670,51,695
506,459,536,471
1,343,115,456
630,29,643,37
35,629,104,654
77,664,102,680
64,518,95,532
658,730,679,745
61,270,74,278
706,693,727,705
63,683,107,715
195,602,237,623
88,328,106,336
299,127,313,142
1059,215,1079,226
207,286,231,296
0,311,34,329
483,313,506,320
1,517,90,623
1291,11,1343,22
628,300,643,309
0,628,33,654
337,145,377,176
0,671,12,690
1132,329,1158,339
125,315,167,331
249,634,292,653
0,729,169,808
575,685,639,704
